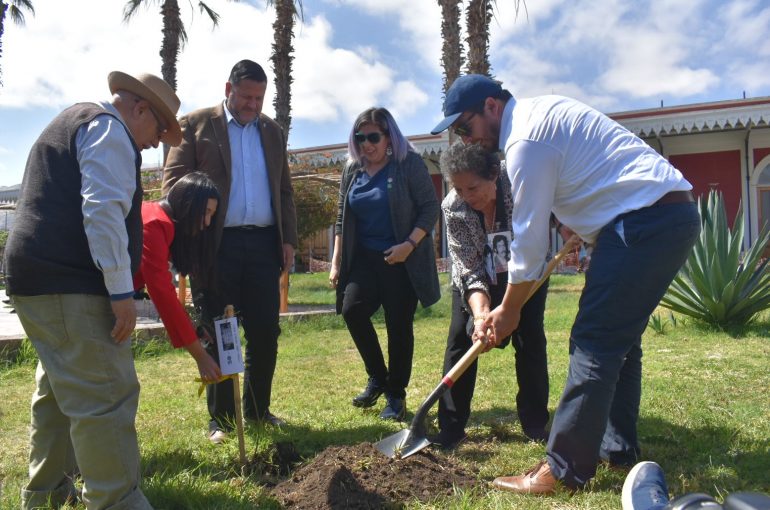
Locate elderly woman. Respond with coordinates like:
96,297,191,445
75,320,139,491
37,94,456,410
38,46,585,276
330,107,440,421
435,142,550,448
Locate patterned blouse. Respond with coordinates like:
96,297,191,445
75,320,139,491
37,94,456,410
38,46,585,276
442,171,514,301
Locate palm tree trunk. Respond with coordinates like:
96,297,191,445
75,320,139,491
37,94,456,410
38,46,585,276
160,0,182,90
466,0,492,76
438,0,463,95
271,0,296,135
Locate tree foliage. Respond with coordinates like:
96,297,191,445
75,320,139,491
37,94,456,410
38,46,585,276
292,179,337,245
0,0,35,87
122,0,228,90
660,190,770,327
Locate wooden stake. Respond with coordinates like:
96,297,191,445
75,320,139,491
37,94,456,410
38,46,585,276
178,274,187,305
279,272,289,313
224,305,247,468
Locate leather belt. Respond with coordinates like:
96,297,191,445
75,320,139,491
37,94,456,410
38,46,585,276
654,190,694,206
224,225,272,231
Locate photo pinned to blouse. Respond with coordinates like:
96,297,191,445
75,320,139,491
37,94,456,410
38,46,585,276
488,231,511,276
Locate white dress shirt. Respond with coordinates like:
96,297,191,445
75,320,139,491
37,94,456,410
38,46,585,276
499,95,691,284
76,101,138,298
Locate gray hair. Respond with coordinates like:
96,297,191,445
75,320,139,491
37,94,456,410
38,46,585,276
440,142,500,183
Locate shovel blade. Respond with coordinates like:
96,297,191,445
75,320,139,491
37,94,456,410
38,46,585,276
374,427,432,459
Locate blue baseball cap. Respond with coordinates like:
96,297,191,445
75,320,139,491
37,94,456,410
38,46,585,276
431,74,503,135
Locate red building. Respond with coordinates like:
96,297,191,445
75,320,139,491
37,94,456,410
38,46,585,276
291,96,770,260
612,96,770,247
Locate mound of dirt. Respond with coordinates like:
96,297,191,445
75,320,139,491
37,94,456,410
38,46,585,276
273,442,477,509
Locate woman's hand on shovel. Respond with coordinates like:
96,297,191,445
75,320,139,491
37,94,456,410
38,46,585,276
472,315,496,353
480,304,521,349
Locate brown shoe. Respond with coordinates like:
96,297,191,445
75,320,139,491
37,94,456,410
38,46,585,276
492,460,558,495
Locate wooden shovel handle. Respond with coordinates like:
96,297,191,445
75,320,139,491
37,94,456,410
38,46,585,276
443,236,578,385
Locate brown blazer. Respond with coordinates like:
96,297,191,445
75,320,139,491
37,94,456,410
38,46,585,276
162,103,298,269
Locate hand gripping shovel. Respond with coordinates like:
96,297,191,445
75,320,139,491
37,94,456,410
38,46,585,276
375,237,578,459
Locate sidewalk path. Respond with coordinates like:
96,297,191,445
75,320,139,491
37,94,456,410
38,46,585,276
0,289,333,359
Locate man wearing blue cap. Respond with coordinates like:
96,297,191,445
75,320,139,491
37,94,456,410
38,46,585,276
432,75,701,494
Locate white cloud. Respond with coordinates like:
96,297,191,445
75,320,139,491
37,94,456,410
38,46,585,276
386,81,429,120
329,0,442,71
291,15,395,124
489,0,720,104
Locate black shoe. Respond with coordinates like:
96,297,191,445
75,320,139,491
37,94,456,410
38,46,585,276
261,412,286,427
379,395,406,421
246,411,286,427
352,377,385,408
428,430,468,450
523,428,549,443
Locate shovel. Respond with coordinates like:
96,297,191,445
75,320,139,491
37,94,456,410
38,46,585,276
375,237,578,459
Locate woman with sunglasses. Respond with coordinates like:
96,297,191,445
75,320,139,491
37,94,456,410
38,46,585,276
133,172,222,383
435,142,551,448
329,107,440,421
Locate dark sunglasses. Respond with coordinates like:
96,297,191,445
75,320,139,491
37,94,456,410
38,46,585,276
452,112,476,137
354,132,383,144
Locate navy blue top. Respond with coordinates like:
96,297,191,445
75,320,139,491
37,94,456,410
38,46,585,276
348,162,396,251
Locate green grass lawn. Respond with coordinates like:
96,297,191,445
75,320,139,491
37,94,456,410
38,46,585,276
1,273,768,509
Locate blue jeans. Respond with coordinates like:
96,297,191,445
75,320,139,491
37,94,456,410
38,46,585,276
546,201,700,488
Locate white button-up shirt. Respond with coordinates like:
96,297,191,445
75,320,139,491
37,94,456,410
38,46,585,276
499,95,691,284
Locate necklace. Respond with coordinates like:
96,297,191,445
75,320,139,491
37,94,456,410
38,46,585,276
483,200,496,231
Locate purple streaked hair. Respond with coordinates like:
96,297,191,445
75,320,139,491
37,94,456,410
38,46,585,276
346,107,416,165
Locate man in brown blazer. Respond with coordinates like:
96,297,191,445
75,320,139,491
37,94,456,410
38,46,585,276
163,59,298,443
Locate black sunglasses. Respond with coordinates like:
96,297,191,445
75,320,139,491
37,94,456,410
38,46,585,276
354,132,383,144
452,112,476,137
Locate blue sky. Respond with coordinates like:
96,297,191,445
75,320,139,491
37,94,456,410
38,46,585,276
1,0,769,186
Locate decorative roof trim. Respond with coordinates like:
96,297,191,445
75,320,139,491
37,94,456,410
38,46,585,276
610,97,770,137
290,97,770,165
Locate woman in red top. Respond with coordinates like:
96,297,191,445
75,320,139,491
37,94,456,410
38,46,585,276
134,172,222,382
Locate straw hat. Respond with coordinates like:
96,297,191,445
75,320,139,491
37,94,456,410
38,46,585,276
107,71,182,146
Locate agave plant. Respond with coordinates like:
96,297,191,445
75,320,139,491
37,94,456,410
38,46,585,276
660,190,770,327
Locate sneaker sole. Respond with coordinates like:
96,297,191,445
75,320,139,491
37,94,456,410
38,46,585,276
621,461,659,510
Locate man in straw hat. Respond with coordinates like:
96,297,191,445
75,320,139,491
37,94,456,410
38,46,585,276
5,71,181,509
431,75,701,496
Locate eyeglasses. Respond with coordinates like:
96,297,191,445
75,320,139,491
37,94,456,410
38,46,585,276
354,132,383,144
452,112,476,137
147,105,168,139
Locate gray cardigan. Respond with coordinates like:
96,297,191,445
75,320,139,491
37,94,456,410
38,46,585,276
335,150,441,311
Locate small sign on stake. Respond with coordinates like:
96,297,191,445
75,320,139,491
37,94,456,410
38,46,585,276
214,315,244,376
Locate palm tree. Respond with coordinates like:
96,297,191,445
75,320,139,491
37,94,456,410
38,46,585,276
267,0,303,136
0,0,34,87
465,0,527,76
122,0,226,90
465,0,492,76
438,0,463,95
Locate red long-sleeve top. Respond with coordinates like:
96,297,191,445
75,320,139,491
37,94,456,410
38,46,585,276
133,201,197,348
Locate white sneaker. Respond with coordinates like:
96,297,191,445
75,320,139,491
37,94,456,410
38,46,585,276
622,461,669,510
208,429,228,445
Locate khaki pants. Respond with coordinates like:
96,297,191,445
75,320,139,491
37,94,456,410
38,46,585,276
14,294,152,510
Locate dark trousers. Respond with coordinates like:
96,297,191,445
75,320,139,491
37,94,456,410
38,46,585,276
194,227,281,431
341,247,418,399
546,201,700,488
438,281,550,439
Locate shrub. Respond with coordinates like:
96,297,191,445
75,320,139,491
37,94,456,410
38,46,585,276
660,191,770,327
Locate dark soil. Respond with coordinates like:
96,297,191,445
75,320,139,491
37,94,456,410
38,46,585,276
249,441,304,477
272,442,477,509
